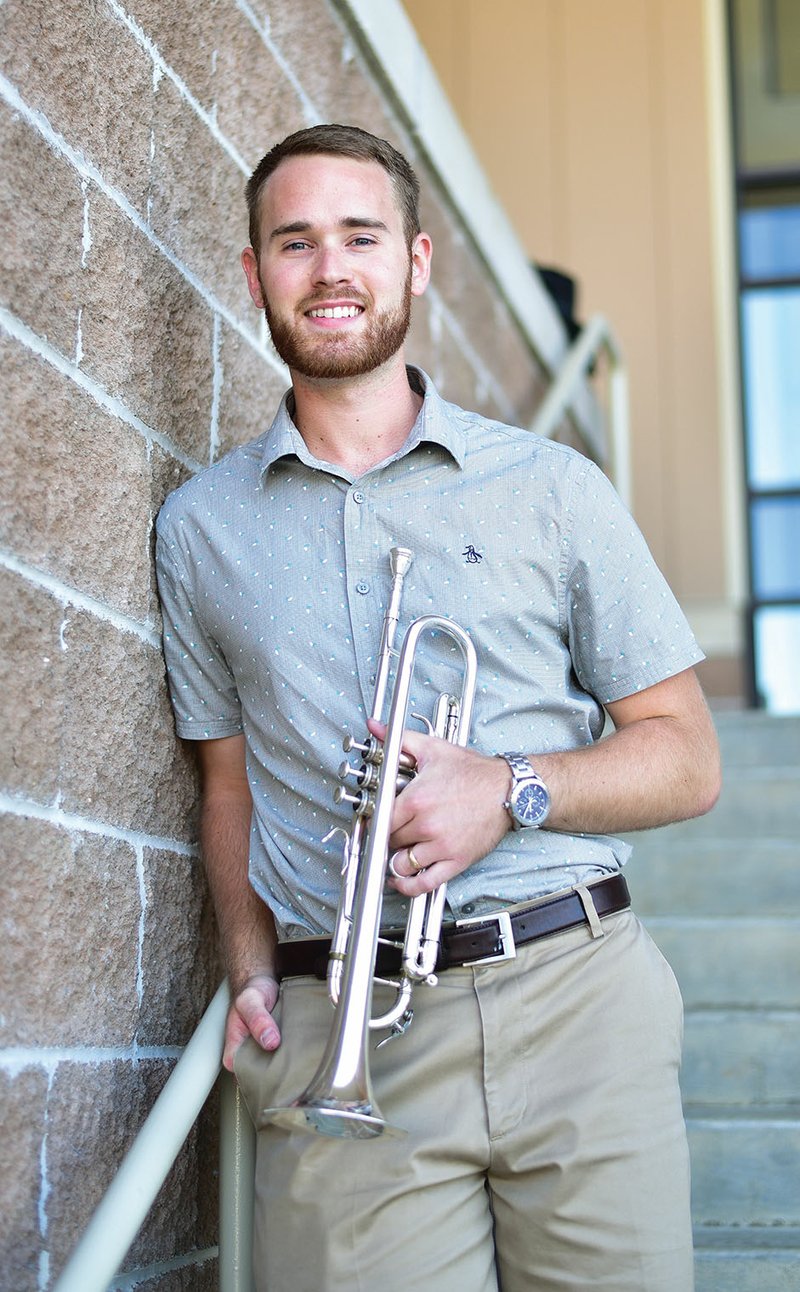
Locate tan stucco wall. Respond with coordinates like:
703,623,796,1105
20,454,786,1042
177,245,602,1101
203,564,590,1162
404,0,746,694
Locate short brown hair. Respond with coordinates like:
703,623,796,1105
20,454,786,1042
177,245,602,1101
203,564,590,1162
245,124,421,258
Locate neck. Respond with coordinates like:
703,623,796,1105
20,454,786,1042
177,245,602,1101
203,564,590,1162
289,354,422,476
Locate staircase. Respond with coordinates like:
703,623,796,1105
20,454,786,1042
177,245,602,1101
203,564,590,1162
626,711,800,1291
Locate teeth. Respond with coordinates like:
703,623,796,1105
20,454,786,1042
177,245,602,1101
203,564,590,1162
309,305,362,318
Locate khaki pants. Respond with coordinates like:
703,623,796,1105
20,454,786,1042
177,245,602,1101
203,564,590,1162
233,909,694,1292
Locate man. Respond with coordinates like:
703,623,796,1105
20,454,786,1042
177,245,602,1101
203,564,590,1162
156,124,720,1291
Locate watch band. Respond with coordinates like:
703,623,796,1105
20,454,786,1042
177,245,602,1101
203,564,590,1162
501,752,535,804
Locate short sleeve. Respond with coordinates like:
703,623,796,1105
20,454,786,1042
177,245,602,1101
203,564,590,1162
564,460,704,703
155,528,243,741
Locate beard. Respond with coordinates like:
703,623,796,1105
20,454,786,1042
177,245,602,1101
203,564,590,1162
263,269,413,380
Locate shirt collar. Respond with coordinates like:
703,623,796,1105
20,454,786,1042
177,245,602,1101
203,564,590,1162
259,366,467,478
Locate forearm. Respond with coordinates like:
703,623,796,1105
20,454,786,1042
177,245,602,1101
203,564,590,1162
385,668,721,895
201,790,278,994
531,710,720,836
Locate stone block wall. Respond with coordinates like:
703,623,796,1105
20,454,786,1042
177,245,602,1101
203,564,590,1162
0,1,549,1287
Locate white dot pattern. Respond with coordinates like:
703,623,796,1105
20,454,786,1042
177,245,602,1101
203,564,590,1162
155,369,704,938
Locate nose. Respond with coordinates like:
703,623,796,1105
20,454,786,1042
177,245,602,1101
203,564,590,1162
312,243,353,287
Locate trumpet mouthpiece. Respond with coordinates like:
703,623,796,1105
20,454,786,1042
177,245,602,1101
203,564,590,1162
390,547,414,578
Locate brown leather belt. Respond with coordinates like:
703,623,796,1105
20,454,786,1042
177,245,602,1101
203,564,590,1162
276,873,631,980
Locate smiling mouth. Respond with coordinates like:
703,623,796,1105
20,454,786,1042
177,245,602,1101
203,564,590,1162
306,305,364,319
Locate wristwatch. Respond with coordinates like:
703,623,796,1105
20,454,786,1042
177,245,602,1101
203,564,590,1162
500,752,551,830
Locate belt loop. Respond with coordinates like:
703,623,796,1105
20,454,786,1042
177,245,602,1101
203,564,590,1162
575,885,605,939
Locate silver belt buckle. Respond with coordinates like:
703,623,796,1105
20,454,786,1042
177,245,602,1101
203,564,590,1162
456,909,517,966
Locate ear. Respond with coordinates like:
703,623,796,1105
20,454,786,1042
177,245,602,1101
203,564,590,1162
409,232,432,298
241,246,266,309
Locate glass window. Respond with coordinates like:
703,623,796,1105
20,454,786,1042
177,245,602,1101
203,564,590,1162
750,496,800,598
740,287,800,488
753,606,800,711
739,203,800,279
731,1,800,711
772,0,800,96
731,0,800,172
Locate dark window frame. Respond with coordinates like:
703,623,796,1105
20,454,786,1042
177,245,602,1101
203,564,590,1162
728,2,800,707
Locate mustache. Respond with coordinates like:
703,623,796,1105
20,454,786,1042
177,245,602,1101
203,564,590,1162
297,289,370,312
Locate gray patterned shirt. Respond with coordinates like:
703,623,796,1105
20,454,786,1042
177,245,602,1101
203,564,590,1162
155,368,703,938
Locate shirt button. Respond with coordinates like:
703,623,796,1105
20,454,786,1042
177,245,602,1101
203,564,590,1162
462,903,475,915
353,490,366,504
356,581,370,595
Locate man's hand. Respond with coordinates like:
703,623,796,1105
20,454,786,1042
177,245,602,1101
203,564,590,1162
223,972,282,1071
367,718,510,899
370,668,721,901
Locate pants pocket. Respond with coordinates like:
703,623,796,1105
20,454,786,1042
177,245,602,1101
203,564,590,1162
232,1034,277,1129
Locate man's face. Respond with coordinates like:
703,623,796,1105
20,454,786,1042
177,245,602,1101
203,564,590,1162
242,154,430,380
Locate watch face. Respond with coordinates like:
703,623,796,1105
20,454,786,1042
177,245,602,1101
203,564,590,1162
515,781,549,825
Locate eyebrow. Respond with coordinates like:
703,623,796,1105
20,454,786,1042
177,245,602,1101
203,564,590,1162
269,217,390,240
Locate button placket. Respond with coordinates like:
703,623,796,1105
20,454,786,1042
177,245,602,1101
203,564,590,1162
343,481,383,717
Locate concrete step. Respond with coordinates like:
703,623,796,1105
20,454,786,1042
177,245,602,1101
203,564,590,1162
687,1108,800,1227
643,769,800,841
713,712,800,768
696,1252,800,1292
695,1227,800,1292
627,838,799,917
635,714,800,1287
643,917,800,1009
695,1224,800,1251
681,1010,800,1107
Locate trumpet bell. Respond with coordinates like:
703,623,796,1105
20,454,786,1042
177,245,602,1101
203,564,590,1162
262,1040,406,1139
263,1098,405,1139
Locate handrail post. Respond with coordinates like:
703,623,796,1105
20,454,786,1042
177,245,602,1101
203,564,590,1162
219,1069,256,1292
609,360,631,509
528,314,632,509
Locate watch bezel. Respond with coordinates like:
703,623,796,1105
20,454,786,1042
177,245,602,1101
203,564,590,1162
510,777,550,827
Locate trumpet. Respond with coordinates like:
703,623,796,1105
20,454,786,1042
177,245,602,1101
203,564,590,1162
262,547,478,1138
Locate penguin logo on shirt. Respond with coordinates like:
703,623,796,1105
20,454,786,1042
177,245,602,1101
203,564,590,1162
462,545,483,564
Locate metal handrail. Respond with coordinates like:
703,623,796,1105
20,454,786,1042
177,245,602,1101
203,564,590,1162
52,982,255,1292
530,313,631,507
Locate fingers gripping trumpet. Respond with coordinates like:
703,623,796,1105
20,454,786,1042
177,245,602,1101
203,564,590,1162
262,547,478,1138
